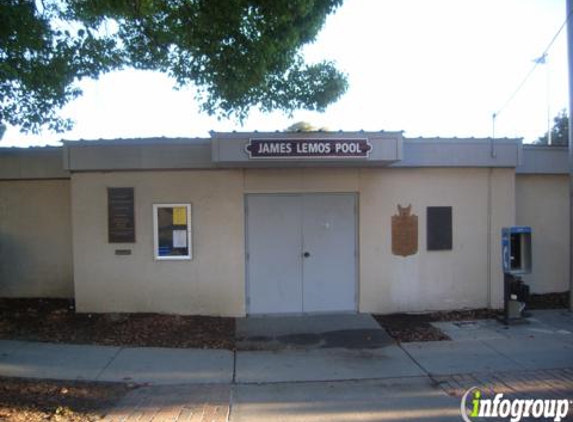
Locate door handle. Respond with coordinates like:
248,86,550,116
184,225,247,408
303,252,310,258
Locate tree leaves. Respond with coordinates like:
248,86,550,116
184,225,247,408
1,0,347,134
1,0,123,133
536,109,569,146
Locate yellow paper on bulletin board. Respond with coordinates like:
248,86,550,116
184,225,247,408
173,207,187,225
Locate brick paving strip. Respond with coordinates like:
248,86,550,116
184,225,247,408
433,368,573,400
103,384,231,422
433,368,573,420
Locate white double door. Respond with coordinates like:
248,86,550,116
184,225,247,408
246,193,357,315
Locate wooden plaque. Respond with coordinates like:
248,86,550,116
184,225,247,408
391,204,418,257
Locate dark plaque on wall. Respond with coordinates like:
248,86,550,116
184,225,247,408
108,187,135,243
427,206,452,250
391,204,418,257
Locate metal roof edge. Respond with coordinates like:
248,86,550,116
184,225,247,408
210,130,404,138
61,137,210,146
517,145,569,174
0,145,63,153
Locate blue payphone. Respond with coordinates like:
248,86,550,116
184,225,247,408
501,227,532,324
502,226,532,275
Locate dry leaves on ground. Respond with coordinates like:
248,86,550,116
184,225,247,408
0,299,235,350
0,377,131,422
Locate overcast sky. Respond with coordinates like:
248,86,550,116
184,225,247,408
2,0,569,147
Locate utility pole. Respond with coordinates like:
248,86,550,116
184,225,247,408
568,0,573,311
546,56,553,146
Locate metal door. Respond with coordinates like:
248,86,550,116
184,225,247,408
246,195,303,314
302,194,357,312
246,194,357,315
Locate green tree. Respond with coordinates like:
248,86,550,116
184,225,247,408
285,121,330,132
1,0,348,134
536,109,569,146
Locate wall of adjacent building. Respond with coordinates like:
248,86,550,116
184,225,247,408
516,174,570,294
0,179,74,297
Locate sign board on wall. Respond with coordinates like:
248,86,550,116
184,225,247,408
245,138,372,159
108,187,135,243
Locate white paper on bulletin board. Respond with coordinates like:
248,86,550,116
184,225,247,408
172,230,187,248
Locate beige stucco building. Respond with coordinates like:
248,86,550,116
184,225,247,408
0,132,569,316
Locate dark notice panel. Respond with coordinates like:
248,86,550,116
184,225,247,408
427,206,452,251
108,187,135,243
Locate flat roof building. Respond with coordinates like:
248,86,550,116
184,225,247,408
0,132,568,315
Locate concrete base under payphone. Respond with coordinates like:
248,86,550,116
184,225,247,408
498,303,530,325
498,274,530,325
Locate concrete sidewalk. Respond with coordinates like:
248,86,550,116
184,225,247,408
0,341,234,384
236,313,393,350
0,310,572,384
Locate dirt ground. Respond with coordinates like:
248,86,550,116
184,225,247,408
374,292,570,343
0,299,235,350
373,308,502,342
0,298,483,346
1,295,567,348
0,377,131,422
528,291,570,309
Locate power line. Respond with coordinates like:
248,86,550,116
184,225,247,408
492,7,573,125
